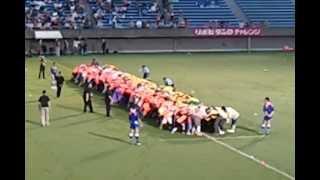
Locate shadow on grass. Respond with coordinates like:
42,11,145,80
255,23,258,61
88,132,131,145
51,113,84,122
56,104,107,117
56,104,83,112
79,146,129,164
60,116,104,128
26,100,38,104
143,117,159,128
26,119,41,126
238,136,266,150
237,125,260,135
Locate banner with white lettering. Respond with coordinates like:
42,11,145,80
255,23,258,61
193,28,262,37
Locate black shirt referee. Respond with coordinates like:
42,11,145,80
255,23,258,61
39,56,46,79
83,84,94,113
105,85,112,117
55,71,65,98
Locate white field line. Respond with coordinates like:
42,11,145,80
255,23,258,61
203,133,294,180
159,137,207,142
160,135,264,142
215,135,265,140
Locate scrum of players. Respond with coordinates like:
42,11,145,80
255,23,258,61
71,59,240,137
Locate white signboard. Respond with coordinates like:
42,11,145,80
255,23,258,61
34,31,63,39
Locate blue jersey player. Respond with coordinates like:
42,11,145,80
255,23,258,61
129,106,142,145
261,97,275,135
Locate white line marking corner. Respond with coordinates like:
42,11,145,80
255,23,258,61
203,133,294,180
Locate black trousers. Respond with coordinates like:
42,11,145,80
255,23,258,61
143,73,149,79
57,85,62,98
214,117,226,133
83,100,93,112
106,103,111,117
39,68,45,79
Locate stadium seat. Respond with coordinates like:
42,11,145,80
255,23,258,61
235,0,295,28
172,0,240,28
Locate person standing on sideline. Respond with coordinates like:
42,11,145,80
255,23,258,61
63,39,69,55
261,97,275,135
38,56,46,79
50,62,58,80
83,83,94,113
55,39,61,56
105,85,112,117
55,71,65,98
140,65,150,79
101,39,106,54
163,77,174,87
38,90,50,127
83,39,87,55
128,105,142,145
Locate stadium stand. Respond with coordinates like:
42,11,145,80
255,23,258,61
89,0,159,28
25,0,295,29
171,0,240,28
235,0,295,27
25,0,91,30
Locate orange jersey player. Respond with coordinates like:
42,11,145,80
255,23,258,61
141,98,152,118
171,104,191,134
159,100,176,130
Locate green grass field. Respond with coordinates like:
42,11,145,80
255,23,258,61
26,52,294,180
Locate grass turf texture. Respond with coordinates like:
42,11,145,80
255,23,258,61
26,52,294,180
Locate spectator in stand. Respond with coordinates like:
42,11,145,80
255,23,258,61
123,0,130,7
148,1,158,13
97,19,104,28
239,21,245,28
177,13,187,28
145,21,151,29
170,9,174,19
136,20,143,29
156,13,161,27
207,20,213,28
183,17,188,28
244,22,250,28
137,2,143,17
111,13,117,27
25,0,86,30
129,20,135,28
142,3,148,16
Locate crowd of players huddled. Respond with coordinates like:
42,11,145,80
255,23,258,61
71,58,244,136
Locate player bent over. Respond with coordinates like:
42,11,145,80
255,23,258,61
220,106,240,133
129,106,142,145
261,97,275,135
205,107,225,135
191,105,207,136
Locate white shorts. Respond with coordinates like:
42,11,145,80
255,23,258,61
162,116,173,125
